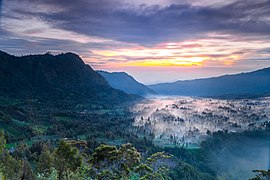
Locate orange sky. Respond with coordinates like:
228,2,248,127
1,0,270,83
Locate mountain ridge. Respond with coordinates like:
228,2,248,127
0,51,140,104
98,70,157,97
148,67,270,98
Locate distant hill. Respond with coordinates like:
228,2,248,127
0,51,139,104
148,68,270,98
98,71,156,97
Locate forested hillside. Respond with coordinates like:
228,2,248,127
0,51,138,103
98,71,156,97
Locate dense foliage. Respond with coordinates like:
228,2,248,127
0,131,174,180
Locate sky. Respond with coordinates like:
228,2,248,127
0,0,270,84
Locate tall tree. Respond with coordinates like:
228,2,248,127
54,141,82,179
36,150,54,176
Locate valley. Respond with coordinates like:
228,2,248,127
132,96,270,148
131,96,270,179
0,51,269,179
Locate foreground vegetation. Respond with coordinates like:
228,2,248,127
1,128,269,179
0,130,174,179
1,96,270,179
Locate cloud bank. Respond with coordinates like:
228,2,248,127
1,0,270,83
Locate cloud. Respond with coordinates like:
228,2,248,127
2,0,270,45
87,33,270,69
1,0,270,83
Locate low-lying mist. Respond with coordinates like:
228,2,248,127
130,96,270,179
131,96,270,148
205,133,270,179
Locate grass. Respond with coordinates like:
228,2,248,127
153,138,200,149
11,119,29,126
97,137,124,146
5,140,33,149
54,115,74,122
32,125,48,135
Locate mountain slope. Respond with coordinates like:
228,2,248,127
148,68,270,98
98,71,156,96
0,51,138,104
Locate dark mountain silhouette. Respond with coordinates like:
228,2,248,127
148,68,270,98
0,51,139,104
98,71,156,97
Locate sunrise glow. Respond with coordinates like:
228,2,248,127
1,0,270,83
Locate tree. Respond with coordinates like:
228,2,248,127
0,130,5,155
118,143,141,170
90,144,172,180
66,166,92,180
90,144,118,165
36,150,54,176
90,143,141,179
90,144,121,179
0,154,23,179
36,168,58,180
136,152,172,180
250,170,270,180
54,141,82,179
21,160,35,180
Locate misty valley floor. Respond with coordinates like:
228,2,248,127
131,96,270,179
